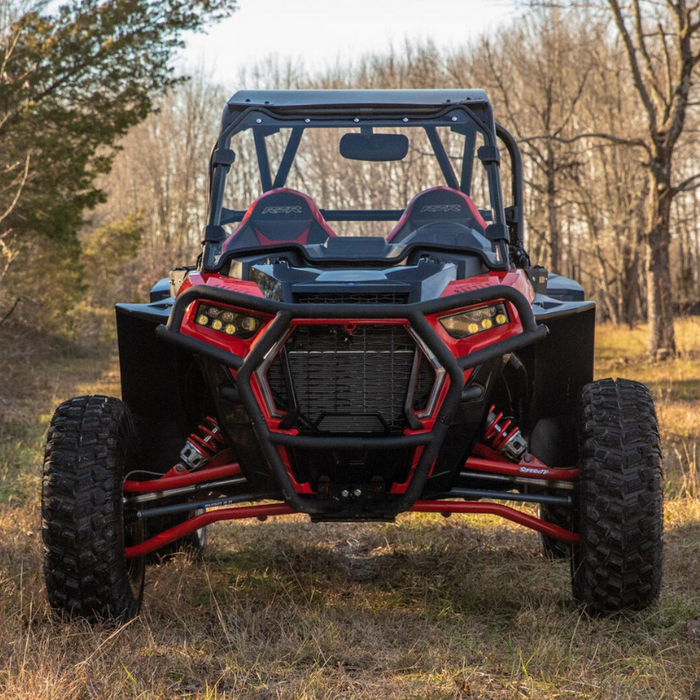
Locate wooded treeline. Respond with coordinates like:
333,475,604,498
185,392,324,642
3,2,700,356
0,0,238,338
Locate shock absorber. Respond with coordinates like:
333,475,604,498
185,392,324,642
483,404,528,462
179,417,226,471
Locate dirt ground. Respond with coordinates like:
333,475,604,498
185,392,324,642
1,321,699,699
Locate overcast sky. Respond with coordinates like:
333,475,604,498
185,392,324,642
181,0,521,88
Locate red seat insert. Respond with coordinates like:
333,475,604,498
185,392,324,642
222,188,336,250
386,186,487,244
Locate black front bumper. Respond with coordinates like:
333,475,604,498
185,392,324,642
156,284,548,517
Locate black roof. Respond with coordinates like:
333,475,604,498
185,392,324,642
227,89,489,109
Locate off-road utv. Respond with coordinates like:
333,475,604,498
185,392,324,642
42,90,663,622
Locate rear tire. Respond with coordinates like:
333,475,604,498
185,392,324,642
42,396,145,622
571,378,663,613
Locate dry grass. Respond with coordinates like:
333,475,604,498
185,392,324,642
596,318,700,501
1,321,700,699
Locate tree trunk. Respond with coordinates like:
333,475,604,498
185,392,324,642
546,147,559,273
622,244,642,328
646,162,676,360
621,191,646,328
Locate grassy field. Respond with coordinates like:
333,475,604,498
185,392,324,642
1,321,700,699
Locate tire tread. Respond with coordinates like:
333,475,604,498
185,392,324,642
572,378,663,613
42,395,144,622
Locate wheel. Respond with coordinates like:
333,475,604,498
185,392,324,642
571,378,663,613
42,395,145,622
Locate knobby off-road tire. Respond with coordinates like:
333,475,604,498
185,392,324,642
572,378,663,613
42,396,145,622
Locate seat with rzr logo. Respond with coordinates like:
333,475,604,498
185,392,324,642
223,188,336,249
386,186,487,245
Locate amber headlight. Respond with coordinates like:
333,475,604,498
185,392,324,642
440,302,510,339
194,304,261,339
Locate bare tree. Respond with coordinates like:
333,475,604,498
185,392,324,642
94,71,225,294
91,24,700,348
463,10,599,274
0,151,29,293
563,0,700,358
0,15,30,307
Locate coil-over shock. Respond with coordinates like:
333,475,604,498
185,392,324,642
179,417,226,470
483,404,528,462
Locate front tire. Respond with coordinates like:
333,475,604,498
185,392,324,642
42,396,145,622
572,378,663,613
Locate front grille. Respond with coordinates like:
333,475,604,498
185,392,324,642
266,324,429,433
294,292,409,305
413,354,435,412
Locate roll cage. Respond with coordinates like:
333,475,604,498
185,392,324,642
201,89,526,271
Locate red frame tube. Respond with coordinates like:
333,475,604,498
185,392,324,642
123,462,242,493
410,500,579,543
125,503,294,557
124,497,579,558
465,456,579,482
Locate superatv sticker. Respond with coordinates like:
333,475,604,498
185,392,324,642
262,206,303,215
519,466,549,475
420,204,461,213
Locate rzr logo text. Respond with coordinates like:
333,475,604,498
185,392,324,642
420,204,461,213
262,206,303,215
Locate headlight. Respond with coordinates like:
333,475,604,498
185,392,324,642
194,303,261,339
440,302,510,339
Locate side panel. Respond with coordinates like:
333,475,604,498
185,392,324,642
116,308,208,473
532,307,595,418
519,306,596,464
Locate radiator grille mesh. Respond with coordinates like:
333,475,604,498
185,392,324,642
266,324,431,433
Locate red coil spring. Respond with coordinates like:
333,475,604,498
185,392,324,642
186,417,226,460
483,404,520,453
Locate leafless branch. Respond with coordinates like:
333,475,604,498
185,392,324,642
609,0,659,133
658,21,674,106
632,0,667,110
0,152,31,226
673,170,700,192
0,298,20,329
519,131,651,153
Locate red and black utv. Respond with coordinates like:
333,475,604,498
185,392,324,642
42,90,663,621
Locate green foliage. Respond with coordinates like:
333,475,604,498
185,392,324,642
4,235,84,334
0,0,237,333
1,0,237,239
76,213,145,342
81,212,143,280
